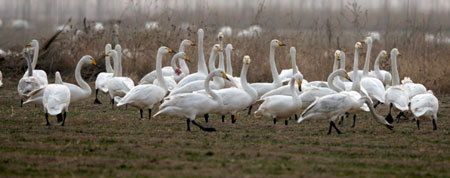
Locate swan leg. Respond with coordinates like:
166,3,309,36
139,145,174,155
273,118,277,125
111,99,115,110
338,116,344,126
416,119,420,130
139,109,143,120
57,113,63,123
94,89,102,104
294,114,299,121
374,101,381,108
192,120,216,132
247,105,253,115
351,115,356,128
186,119,191,131
20,99,23,107
385,103,394,124
222,115,225,122
285,119,288,126
231,114,237,124
45,113,50,126
204,114,209,123
148,109,152,120
396,112,409,122
432,119,437,130
61,112,67,126
329,121,342,135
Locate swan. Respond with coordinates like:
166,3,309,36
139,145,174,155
115,44,123,77
139,39,195,84
106,50,135,110
24,40,48,86
169,44,223,96
25,72,71,126
401,77,427,100
348,37,377,81
94,44,113,104
176,29,208,88
278,47,302,84
152,52,190,90
369,50,392,86
298,93,393,134
217,32,225,71
225,44,234,76
219,26,233,37
254,73,303,125
60,55,96,103
260,47,305,99
383,48,409,123
18,52,43,106
116,47,177,119
154,69,230,132
203,56,257,123
410,91,439,130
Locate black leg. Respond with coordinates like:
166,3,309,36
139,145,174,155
330,121,342,134
222,115,225,122
192,120,216,132
247,105,253,115
57,113,63,122
273,118,276,125
385,103,394,124
374,101,381,108
148,109,152,120
432,119,437,130
338,116,344,126
186,119,191,131
45,113,50,126
94,89,102,104
231,114,237,124
140,109,143,120
61,112,67,126
294,114,298,121
328,121,333,135
416,119,420,130
204,114,209,123
351,115,356,128
111,99,115,110
125,105,128,110
397,112,409,121
285,119,288,126
21,99,23,107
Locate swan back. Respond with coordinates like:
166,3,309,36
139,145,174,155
410,93,439,119
43,84,70,115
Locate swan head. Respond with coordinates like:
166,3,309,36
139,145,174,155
290,47,296,55
339,51,346,59
105,44,112,54
26,39,38,47
335,50,341,60
355,42,363,49
293,73,303,91
211,69,230,81
181,39,195,47
226,44,234,52
378,50,388,59
198,29,204,39
390,48,400,58
213,44,221,52
105,50,118,58
82,55,96,66
271,39,286,47
174,52,189,62
159,46,176,54
362,37,373,45
115,44,122,53
218,32,224,40
243,55,251,64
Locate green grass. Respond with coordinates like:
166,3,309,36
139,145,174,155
0,80,449,177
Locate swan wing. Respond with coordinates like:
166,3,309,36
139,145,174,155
169,80,204,96
383,86,409,111
360,77,385,102
410,93,439,118
95,72,113,92
176,72,206,88
43,84,70,115
117,84,165,108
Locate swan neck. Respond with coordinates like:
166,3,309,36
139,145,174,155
105,55,114,73
226,47,232,75
156,52,168,91
291,52,298,74
351,48,360,91
178,43,186,52
363,43,372,76
25,54,33,76
75,58,91,92
205,72,222,105
340,54,346,70
170,55,179,72
198,33,208,74
218,52,225,70
269,45,281,87
333,55,339,72
289,77,300,103
392,54,400,86
112,53,120,77
116,49,122,77
32,42,39,69
374,54,383,79
327,71,343,92
240,63,257,100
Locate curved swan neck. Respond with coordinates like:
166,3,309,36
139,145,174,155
32,41,39,69
240,62,257,100
156,50,168,91
178,43,186,53
289,77,300,104
170,54,179,73
374,53,383,79
197,30,208,74
340,52,346,70
391,52,400,86
208,48,224,86
351,47,360,91
269,45,281,87
111,51,120,77
105,54,113,73
226,45,232,75
333,55,339,72
75,57,91,93
177,43,190,75
363,42,372,76
24,53,33,76
218,52,225,70
204,72,222,105
327,71,344,92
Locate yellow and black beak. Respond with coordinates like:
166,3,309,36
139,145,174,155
362,38,367,43
216,45,221,51
278,41,286,46
105,52,110,57
336,53,341,59
232,113,237,124
92,58,97,66
222,73,230,81
345,74,352,82
397,51,401,57
298,81,302,92
190,41,196,46
383,53,388,58
185,56,190,63
358,43,363,49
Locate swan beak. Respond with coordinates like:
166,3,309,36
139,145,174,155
105,52,110,57
345,74,352,82
397,51,401,56
222,73,230,81
218,32,224,39
336,54,340,59
298,81,302,92
92,58,97,66
26,42,32,47
168,48,176,54
357,43,363,49
383,53,388,58
278,41,286,46
362,38,367,43
184,56,190,63
190,41,196,46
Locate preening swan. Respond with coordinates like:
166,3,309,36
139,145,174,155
18,52,43,106
176,29,208,88
139,39,195,84
94,44,113,104
410,91,439,130
154,69,230,132
254,73,303,125
116,47,177,120
24,40,48,86
106,50,135,110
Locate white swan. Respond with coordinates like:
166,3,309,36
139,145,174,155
278,47,301,84
106,50,135,109
383,48,409,123
139,39,195,84
255,73,303,125
369,50,392,86
401,77,427,100
154,69,230,132
24,40,48,86
115,44,123,77
217,32,225,71
223,44,240,88
410,91,439,130
60,55,96,103
153,52,190,90
205,56,257,123
169,44,222,96
176,29,208,88
260,47,304,99
298,94,393,134
116,47,177,119
94,44,113,104
18,52,43,106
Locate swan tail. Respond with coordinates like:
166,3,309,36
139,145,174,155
298,97,320,123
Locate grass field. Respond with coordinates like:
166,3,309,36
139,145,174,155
0,79,449,177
